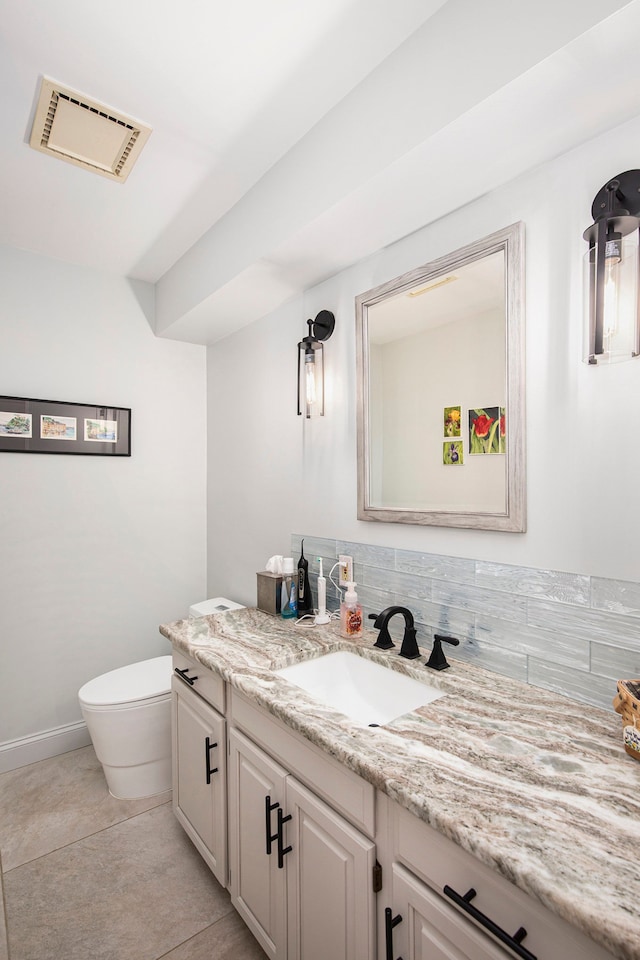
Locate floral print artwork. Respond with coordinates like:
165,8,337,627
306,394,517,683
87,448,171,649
443,440,464,465
469,407,501,454
499,407,506,454
443,406,461,437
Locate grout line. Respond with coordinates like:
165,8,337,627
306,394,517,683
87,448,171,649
1,797,173,875
153,911,239,960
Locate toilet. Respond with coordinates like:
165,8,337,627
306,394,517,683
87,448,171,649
78,597,244,799
78,656,173,799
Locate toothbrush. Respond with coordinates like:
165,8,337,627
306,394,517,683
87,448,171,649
314,557,331,624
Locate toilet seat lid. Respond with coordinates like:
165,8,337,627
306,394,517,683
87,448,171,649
78,656,172,706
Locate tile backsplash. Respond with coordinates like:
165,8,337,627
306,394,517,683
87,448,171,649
292,534,640,712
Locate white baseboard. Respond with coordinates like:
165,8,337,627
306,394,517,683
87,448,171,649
0,721,92,774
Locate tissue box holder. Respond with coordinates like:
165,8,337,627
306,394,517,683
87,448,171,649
257,571,283,616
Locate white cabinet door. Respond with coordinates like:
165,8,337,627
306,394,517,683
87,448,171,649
172,677,227,885
286,777,376,960
228,727,288,960
389,863,511,960
229,728,377,960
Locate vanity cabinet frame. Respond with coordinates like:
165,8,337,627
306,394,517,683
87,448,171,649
171,652,227,886
228,693,377,960
169,648,618,960
376,794,615,960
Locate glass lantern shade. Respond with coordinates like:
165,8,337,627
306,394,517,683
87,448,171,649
583,224,640,363
297,338,325,417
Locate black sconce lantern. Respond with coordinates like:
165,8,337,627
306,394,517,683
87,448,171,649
583,169,640,364
297,310,335,417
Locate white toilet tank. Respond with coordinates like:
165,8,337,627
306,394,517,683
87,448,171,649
188,596,244,618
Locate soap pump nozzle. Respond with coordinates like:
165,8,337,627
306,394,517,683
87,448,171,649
344,581,358,603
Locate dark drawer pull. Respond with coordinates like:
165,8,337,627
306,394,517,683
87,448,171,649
265,795,280,855
384,907,403,960
205,737,218,784
277,807,292,869
443,885,537,960
174,666,198,686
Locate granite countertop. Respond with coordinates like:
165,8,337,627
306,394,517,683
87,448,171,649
160,607,640,960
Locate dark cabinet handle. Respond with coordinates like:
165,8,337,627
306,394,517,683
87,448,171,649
277,808,292,868
384,907,403,960
205,737,218,784
174,666,198,686
265,795,280,855
443,886,537,960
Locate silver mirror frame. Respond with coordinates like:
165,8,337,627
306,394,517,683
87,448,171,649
356,221,526,532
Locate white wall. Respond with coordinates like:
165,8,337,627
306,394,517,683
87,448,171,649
0,246,207,753
207,111,640,605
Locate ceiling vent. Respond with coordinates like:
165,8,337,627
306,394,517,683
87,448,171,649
29,77,152,183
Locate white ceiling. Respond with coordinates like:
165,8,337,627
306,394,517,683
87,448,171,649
2,0,640,344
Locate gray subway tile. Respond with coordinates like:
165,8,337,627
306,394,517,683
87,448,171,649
591,577,640,618
527,659,617,711
406,598,475,641
450,636,528,682
590,643,640,681
527,599,640,652
475,561,590,606
475,615,589,671
356,583,396,617
433,580,527,624
364,565,432,602
336,540,396,569
291,535,337,562
395,549,475,583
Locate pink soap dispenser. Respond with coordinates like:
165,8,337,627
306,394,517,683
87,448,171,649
340,582,363,639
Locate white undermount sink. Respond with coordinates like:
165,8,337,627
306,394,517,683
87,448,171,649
275,650,445,726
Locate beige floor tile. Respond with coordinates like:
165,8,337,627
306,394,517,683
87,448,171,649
0,746,170,870
162,911,268,959
4,803,232,960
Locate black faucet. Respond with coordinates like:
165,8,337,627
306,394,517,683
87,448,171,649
425,634,460,670
367,606,420,659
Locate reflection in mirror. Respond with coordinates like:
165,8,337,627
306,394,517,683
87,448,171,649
356,223,525,531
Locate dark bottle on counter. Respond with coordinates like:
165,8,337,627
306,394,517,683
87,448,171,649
297,540,314,615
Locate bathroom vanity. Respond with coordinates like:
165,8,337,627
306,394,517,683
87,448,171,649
161,608,640,960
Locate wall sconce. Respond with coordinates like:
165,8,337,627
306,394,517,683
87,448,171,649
297,310,335,417
583,169,640,364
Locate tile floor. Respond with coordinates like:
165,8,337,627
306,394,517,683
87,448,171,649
0,746,266,960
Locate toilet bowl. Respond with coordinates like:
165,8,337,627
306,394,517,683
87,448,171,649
78,655,172,799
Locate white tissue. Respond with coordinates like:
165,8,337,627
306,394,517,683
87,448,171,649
265,555,284,574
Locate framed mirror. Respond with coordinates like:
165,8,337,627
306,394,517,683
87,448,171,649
356,222,525,531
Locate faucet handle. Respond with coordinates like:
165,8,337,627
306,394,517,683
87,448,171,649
426,634,460,671
368,612,395,650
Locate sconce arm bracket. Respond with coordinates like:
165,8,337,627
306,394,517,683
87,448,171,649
590,169,640,222
309,310,335,342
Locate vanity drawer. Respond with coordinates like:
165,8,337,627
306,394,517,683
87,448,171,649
230,688,375,838
390,801,615,960
172,649,225,713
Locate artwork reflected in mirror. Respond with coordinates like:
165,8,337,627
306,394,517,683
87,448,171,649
355,223,525,531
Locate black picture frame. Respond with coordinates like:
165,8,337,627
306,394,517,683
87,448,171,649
0,395,131,456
